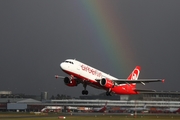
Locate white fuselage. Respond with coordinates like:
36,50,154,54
60,59,118,82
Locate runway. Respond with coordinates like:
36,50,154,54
1,112,180,119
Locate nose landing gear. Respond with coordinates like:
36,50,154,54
82,90,88,95
82,83,88,95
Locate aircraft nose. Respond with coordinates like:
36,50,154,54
60,62,65,70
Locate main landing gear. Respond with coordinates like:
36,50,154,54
82,83,88,95
106,91,111,96
106,88,112,96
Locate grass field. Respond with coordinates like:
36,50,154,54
1,113,180,120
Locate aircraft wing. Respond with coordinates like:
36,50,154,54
54,75,82,84
96,79,164,85
113,79,164,85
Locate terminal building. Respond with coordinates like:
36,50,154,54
0,91,180,112
80,91,180,101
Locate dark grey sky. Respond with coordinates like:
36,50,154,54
0,0,180,97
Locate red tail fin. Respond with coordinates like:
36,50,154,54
127,66,141,80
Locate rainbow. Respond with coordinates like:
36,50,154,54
78,1,136,76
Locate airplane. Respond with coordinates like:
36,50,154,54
163,108,180,113
55,59,164,96
41,106,63,113
91,102,108,112
128,103,148,113
79,102,108,113
149,107,180,113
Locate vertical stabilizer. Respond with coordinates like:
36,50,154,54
127,66,141,88
127,66,141,80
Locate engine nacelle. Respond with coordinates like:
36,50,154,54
64,77,77,87
100,78,114,88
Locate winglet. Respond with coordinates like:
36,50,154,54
162,79,165,83
54,75,64,79
55,75,59,79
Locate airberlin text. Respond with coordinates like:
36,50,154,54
81,64,102,77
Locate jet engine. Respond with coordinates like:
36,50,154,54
100,78,114,88
64,77,77,87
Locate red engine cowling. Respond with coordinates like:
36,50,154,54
100,78,114,88
64,77,77,87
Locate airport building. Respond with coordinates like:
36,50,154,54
80,91,180,101
141,91,180,101
0,91,180,113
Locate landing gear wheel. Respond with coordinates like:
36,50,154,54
82,90,88,95
106,91,111,96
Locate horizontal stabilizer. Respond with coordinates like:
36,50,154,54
134,89,156,92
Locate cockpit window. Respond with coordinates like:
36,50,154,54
64,61,74,64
